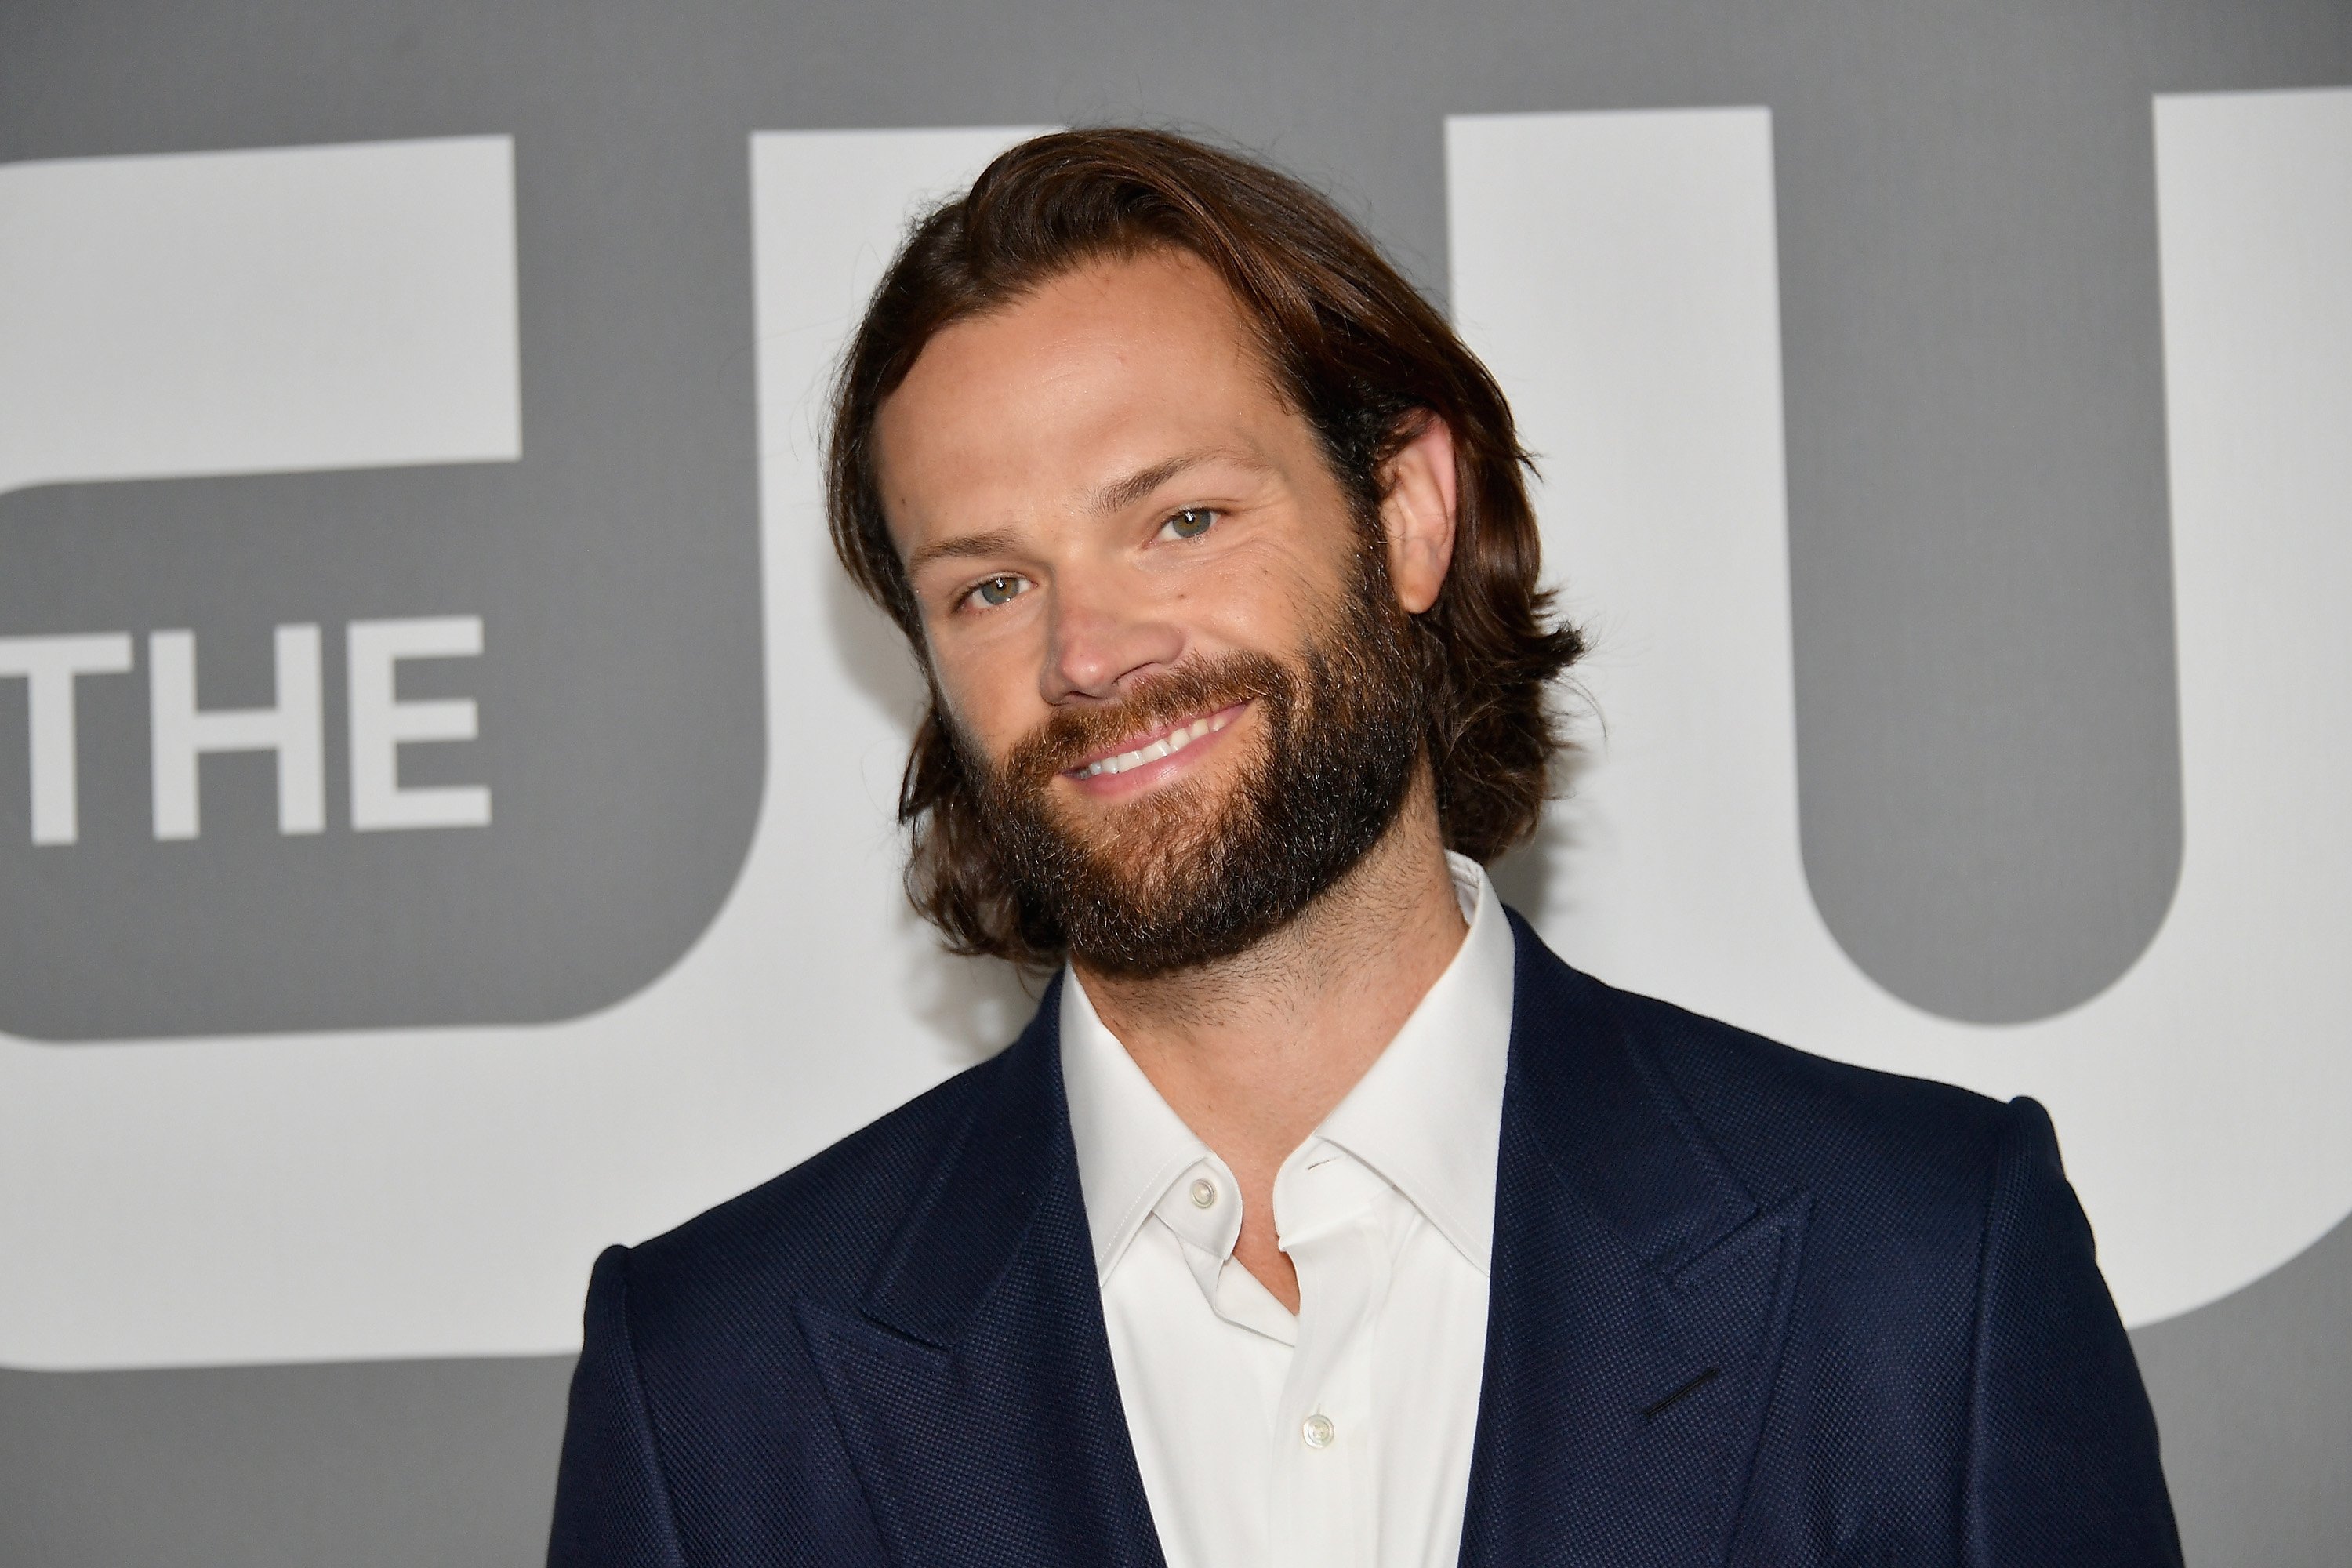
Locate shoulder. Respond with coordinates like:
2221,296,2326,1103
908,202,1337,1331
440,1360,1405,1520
1521,938,2071,1414
1512,913,2024,1227
603,1047,1010,1342
1617,978,2015,1198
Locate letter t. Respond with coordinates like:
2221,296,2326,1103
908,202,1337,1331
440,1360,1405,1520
0,633,136,845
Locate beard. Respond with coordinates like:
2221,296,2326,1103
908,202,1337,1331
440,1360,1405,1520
955,548,1430,976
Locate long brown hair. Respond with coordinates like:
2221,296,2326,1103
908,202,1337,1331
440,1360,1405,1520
827,128,1584,967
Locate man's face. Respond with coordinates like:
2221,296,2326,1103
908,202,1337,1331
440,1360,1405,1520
873,249,1426,971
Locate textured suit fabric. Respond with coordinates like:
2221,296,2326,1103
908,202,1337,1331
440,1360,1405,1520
548,912,2181,1566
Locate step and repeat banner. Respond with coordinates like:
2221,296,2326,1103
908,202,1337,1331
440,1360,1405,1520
2,2,2347,1562
8,94,2349,1368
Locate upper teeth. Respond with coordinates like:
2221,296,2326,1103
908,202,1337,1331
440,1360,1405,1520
1081,711,1231,778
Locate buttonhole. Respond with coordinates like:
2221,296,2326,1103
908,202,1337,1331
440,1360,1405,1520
1642,1367,1720,1421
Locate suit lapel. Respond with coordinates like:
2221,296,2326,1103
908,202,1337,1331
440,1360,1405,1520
797,980,1166,1568
797,920,1805,1567
1459,916,1808,1568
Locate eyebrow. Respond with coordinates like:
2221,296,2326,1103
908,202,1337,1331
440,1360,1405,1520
905,528,1027,579
1087,448,1272,517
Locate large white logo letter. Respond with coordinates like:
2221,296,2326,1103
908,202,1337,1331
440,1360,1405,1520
1446,96,2352,1325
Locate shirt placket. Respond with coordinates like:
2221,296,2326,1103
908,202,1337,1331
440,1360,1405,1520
1268,1149,1392,1568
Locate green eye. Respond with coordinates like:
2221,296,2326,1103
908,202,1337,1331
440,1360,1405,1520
1164,507,1218,540
971,575,1025,608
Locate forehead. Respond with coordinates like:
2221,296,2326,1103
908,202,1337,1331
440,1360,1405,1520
872,250,1294,539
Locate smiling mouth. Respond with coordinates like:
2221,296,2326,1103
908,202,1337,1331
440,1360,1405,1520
1065,702,1247,779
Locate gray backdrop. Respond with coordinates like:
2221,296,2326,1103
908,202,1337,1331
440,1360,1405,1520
3,0,2347,1561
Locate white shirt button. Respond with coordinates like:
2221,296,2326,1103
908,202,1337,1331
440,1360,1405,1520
1189,1178,1218,1209
1301,1412,1337,1450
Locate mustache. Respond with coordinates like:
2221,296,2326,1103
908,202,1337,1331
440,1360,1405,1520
999,655,1287,785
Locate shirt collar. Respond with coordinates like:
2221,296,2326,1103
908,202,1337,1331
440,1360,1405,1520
1060,971,1210,1281
1061,852,1515,1282
1314,852,1514,1274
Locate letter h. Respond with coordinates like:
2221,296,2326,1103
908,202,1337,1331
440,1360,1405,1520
149,626,325,840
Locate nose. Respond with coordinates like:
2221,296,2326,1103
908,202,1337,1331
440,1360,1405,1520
1041,568,1185,706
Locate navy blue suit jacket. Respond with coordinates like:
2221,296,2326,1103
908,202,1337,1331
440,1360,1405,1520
548,912,2181,1566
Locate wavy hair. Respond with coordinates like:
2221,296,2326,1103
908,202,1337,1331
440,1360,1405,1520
826,128,1584,967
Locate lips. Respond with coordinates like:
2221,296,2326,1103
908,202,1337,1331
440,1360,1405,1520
1064,702,1246,779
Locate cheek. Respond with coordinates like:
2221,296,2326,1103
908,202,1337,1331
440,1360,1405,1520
1183,543,1348,658
929,627,1047,757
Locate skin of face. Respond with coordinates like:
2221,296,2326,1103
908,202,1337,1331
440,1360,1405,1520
874,246,1450,829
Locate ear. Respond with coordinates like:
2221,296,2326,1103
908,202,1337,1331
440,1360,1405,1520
1380,414,1459,615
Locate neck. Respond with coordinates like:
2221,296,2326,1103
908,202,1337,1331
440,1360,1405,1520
1073,771,1469,1309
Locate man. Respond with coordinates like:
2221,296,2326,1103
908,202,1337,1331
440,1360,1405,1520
548,129,2180,1566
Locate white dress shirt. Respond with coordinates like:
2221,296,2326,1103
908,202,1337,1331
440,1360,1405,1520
1061,852,1516,1568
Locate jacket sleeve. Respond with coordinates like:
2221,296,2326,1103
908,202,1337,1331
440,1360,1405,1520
547,1246,691,1568
1962,1097,2183,1567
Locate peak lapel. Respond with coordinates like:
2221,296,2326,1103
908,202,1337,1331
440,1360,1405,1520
797,982,1166,1568
1460,916,1809,1568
